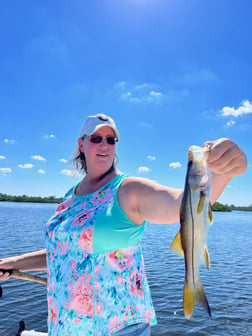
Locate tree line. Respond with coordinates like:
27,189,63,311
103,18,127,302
0,193,62,204
211,202,252,212
0,193,251,211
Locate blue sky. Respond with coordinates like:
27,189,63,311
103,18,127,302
0,0,251,206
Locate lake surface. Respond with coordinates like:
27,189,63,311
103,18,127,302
0,202,251,335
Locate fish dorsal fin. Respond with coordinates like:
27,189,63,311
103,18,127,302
197,191,206,214
208,202,213,224
202,245,210,269
170,231,184,256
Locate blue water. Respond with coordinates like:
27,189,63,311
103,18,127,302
0,202,251,335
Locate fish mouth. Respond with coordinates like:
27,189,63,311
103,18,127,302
188,159,205,176
195,162,205,175
188,146,207,176
198,167,211,189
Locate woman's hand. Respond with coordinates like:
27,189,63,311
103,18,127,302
204,138,247,177
0,256,18,281
203,138,247,203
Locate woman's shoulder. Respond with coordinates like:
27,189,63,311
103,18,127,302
118,176,165,224
119,176,163,204
120,176,160,191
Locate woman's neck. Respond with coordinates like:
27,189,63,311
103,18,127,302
76,168,120,196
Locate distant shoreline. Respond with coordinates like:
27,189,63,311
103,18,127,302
0,193,62,204
211,201,252,212
0,193,251,211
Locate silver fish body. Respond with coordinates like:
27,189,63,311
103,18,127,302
171,145,213,318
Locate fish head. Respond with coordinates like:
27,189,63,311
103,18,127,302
187,145,211,190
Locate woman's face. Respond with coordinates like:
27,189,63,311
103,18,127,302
78,126,117,174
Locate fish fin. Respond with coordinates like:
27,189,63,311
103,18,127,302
183,281,195,319
202,245,210,269
195,282,211,318
208,203,213,224
170,231,184,256
184,281,211,319
197,191,206,214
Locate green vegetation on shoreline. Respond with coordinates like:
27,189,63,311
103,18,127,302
0,193,251,211
211,202,232,212
0,193,62,204
211,202,252,212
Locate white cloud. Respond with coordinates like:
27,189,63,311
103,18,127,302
121,91,132,98
221,100,252,117
44,134,56,140
38,169,46,174
0,167,11,174
4,139,15,144
0,155,6,159
147,155,156,161
169,162,182,169
59,158,68,163
61,169,74,176
116,81,164,104
18,163,34,169
31,155,46,161
138,166,151,173
149,90,163,98
134,83,152,90
121,91,142,103
60,169,81,177
226,120,236,127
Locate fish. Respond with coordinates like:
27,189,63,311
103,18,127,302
170,145,213,319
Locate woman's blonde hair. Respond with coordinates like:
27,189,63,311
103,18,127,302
73,146,87,173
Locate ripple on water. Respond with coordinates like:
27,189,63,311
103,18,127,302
0,205,252,335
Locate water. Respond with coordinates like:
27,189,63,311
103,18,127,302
0,202,251,336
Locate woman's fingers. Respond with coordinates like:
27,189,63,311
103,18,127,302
204,138,247,177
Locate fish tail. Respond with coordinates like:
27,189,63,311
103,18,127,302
183,281,195,318
183,281,211,318
196,282,211,318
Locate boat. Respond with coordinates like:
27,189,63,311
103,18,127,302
0,273,48,336
21,332,48,336
16,321,48,336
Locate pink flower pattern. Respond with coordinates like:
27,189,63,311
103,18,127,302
45,174,156,335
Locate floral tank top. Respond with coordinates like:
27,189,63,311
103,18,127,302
45,173,157,335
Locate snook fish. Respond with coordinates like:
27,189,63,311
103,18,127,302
171,145,213,318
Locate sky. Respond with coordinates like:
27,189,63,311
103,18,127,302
0,0,251,206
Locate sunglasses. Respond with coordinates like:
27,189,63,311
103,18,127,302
83,135,118,145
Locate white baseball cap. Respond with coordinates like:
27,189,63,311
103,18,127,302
79,114,119,139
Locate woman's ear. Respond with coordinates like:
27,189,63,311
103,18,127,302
78,138,85,153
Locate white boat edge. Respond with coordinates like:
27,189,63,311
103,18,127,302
21,331,48,336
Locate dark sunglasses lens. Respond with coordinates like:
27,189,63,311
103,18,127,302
90,136,102,143
107,137,117,145
89,136,117,145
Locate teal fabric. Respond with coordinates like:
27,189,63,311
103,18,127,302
45,173,157,335
73,174,146,254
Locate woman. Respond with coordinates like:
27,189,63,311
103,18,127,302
0,114,247,335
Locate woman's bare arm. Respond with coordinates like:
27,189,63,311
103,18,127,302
120,138,247,225
0,249,47,281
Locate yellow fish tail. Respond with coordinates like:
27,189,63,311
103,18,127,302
183,281,211,319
